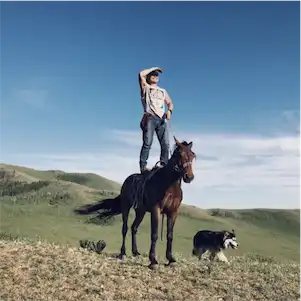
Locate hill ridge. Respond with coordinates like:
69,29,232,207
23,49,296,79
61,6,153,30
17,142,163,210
0,162,121,192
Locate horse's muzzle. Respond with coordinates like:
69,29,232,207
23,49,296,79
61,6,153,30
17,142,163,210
183,173,194,183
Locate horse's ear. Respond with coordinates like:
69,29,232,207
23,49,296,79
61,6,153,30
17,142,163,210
174,136,181,146
232,229,235,234
188,141,193,149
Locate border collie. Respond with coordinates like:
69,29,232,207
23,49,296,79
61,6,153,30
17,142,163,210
192,229,238,264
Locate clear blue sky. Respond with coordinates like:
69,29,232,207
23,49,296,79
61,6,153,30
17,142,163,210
1,1,300,208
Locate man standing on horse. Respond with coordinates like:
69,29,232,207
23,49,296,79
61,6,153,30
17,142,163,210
138,67,174,173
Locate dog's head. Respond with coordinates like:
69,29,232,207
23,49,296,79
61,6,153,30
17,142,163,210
222,229,238,249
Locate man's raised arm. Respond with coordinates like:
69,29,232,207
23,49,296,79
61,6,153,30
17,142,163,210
138,67,162,95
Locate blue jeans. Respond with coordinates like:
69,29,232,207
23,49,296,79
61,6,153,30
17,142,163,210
139,114,170,170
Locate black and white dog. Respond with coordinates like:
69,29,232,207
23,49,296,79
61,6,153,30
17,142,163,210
192,229,238,264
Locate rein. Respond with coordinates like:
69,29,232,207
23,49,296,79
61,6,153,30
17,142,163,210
183,161,193,168
174,159,194,173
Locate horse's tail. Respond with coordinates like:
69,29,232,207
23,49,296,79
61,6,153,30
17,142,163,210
161,213,164,241
74,195,122,219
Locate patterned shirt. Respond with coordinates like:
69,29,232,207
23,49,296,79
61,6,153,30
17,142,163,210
142,83,167,118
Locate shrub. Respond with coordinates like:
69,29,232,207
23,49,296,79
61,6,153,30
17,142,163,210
0,180,50,197
56,173,89,185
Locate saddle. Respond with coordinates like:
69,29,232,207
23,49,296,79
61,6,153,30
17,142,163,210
141,161,164,180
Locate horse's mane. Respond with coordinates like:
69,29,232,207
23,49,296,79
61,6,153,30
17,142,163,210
171,140,196,160
148,141,194,172
171,140,190,153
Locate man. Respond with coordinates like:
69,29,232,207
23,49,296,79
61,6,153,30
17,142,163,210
138,66,174,173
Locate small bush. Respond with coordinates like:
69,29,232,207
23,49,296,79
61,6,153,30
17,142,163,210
49,192,72,205
0,169,16,182
210,209,236,218
245,253,278,263
0,232,20,241
56,173,89,185
0,180,50,197
85,215,117,226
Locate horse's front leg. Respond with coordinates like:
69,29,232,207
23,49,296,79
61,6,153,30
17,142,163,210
131,208,146,256
118,206,130,260
166,211,178,265
148,205,160,269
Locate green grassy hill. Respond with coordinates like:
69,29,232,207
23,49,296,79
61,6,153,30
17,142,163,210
0,163,299,263
0,163,121,192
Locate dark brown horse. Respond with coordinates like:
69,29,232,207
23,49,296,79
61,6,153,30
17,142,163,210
74,136,196,269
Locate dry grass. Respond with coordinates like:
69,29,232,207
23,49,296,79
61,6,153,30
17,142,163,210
0,239,299,301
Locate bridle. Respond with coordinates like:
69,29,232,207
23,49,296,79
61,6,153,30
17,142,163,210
154,143,195,174
173,149,195,174
183,161,193,168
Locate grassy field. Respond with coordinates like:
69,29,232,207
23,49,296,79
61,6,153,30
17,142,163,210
1,239,299,301
0,163,300,300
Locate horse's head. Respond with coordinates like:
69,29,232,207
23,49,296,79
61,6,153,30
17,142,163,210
172,136,196,183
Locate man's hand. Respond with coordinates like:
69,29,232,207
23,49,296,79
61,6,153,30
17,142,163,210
154,67,163,73
166,110,171,120
140,67,163,79
164,91,173,120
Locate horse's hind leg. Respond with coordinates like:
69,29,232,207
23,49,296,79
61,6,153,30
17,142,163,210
118,205,130,260
131,208,146,256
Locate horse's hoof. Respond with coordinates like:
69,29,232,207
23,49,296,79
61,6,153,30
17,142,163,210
165,256,176,266
148,258,159,270
148,263,158,270
132,251,141,257
117,254,126,261
165,261,177,267
165,261,176,267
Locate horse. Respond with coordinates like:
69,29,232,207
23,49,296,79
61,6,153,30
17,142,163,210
74,136,196,269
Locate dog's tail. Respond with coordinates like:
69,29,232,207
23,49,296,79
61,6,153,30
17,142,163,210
74,195,122,219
